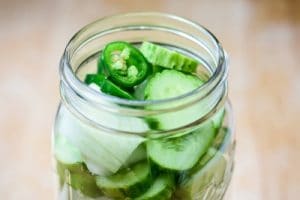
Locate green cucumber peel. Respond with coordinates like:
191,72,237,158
134,174,175,200
96,161,152,198
140,41,198,73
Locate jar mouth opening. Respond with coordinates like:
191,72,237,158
60,12,227,108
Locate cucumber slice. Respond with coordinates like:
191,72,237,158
68,171,102,198
96,161,152,198
176,151,229,200
198,147,218,167
212,127,229,150
56,160,102,197
147,122,215,170
181,127,230,179
134,174,174,200
140,42,198,73
144,70,204,130
144,70,203,100
124,144,147,167
56,161,88,189
182,127,229,178
212,108,225,132
195,128,229,171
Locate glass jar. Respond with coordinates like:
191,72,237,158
53,12,235,200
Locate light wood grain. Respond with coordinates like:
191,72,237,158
0,0,299,199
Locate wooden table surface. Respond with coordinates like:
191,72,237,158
0,0,299,199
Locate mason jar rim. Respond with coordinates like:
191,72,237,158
60,12,227,109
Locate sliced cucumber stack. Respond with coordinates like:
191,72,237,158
96,161,152,198
147,121,215,170
140,42,198,73
134,174,175,200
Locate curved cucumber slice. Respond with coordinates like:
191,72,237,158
124,144,147,167
212,108,225,132
147,122,215,170
96,161,152,198
144,70,203,100
134,174,174,200
198,147,218,167
213,127,229,150
57,161,102,198
140,42,198,73
56,161,88,188
144,70,204,130
68,171,102,198
198,127,229,169
56,159,102,198
180,127,230,181
177,151,229,200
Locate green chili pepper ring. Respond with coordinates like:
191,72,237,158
85,74,134,99
101,41,150,87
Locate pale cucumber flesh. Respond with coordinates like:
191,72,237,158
144,70,204,130
147,121,215,170
96,161,152,198
144,70,203,100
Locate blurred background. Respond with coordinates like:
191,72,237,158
0,0,299,199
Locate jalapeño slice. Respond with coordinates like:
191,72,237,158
101,41,150,87
97,54,106,74
85,74,134,99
